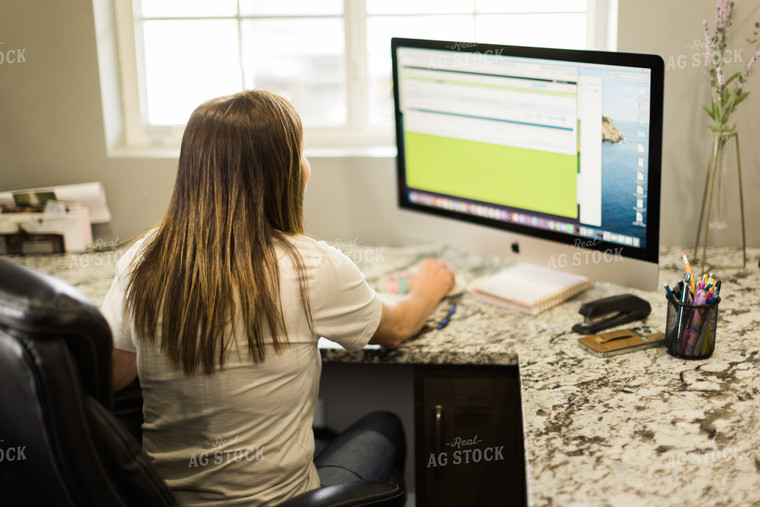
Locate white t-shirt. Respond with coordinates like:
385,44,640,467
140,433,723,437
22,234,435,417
100,233,382,506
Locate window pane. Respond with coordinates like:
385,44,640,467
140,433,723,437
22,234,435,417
367,0,474,15
239,0,342,16
141,20,242,124
241,19,346,126
476,0,587,13
476,14,586,49
138,0,237,18
367,15,476,126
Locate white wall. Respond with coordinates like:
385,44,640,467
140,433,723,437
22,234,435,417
0,0,176,243
1,0,758,249
309,0,760,251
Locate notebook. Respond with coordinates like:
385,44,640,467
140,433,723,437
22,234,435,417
470,263,593,314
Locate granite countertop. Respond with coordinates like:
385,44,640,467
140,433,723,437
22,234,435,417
6,244,760,506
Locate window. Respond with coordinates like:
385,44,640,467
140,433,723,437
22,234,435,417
112,0,617,150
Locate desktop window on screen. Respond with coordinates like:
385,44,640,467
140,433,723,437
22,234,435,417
396,46,654,251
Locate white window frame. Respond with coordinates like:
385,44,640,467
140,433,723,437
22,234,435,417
111,0,618,152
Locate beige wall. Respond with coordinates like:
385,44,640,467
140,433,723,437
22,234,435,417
1,0,758,249
616,0,760,249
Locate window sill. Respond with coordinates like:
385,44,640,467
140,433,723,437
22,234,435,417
304,145,396,159
106,145,397,160
107,145,180,159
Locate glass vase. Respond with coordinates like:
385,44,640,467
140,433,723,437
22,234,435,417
693,131,746,269
707,135,730,230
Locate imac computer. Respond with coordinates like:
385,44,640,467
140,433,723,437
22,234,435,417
391,38,664,291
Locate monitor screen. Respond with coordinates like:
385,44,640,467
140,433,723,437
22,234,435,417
391,38,664,291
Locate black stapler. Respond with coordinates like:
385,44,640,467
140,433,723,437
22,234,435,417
572,294,651,335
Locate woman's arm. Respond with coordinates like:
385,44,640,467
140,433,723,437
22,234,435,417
370,258,454,348
112,348,138,392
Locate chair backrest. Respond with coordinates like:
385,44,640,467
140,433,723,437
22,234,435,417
0,257,175,506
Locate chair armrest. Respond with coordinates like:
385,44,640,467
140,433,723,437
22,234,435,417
278,481,404,507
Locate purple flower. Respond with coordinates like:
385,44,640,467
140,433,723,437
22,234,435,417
715,0,734,30
705,0,756,132
745,47,760,79
704,20,714,72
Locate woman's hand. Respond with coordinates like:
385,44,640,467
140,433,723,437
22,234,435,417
371,258,455,348
407,258,455,301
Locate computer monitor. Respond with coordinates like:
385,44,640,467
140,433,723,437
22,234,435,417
391,38,663,291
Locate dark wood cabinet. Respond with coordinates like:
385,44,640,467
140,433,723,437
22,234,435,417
414,365,526,507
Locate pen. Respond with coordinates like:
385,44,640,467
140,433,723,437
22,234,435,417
684,289,708,355
699,330,712,355
664,284,675,302
676,272,691,355
705,279,720,303
437,302,457,330
684,273,692,304
692,305,711,357
704,281,720,353
695,286,720,355
673,281,683,300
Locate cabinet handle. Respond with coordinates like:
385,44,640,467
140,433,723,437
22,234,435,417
434,404,443,474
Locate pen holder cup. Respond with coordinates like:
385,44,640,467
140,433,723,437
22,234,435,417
665,297,720,359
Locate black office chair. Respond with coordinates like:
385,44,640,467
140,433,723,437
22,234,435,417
0,257,404,507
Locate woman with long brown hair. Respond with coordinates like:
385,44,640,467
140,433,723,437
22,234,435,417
102,89,454,505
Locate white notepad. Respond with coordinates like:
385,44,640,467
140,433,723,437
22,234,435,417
470,263,593,314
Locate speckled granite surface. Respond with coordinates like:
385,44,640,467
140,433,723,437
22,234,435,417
6,244,760,506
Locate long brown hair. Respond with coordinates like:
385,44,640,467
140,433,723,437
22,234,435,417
127,90,313,374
